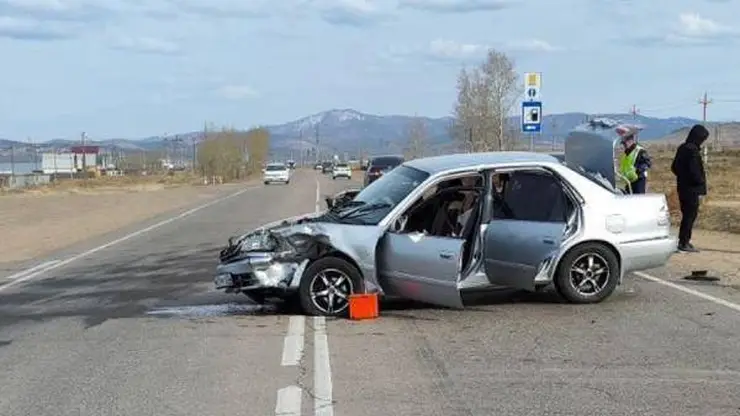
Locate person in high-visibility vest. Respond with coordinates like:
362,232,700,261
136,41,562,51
618,132,652,194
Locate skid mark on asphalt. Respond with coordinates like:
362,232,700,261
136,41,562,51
0,186,257,293
145,303,276,317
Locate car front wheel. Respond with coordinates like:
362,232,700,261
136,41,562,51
298,256,363,317
553,242,619,304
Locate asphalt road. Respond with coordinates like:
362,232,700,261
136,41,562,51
1,170,740,416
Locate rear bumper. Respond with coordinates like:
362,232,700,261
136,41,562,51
263,176,289,182
620,236,677,273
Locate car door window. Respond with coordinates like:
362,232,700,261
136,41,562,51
494,171,570,222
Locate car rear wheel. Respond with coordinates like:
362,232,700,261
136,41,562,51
554,242,619,304
298,256,363,317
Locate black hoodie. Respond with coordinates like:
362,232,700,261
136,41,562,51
671,124,708,195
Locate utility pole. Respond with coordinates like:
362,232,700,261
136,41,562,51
630,104,639,120
699,92,712,164
81,131,87,174
551,118,558,151
314,124,320,163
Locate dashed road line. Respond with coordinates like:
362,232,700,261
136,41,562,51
281,316,305,366
315,178,321,213
275,385,302,416
635,271,740,313
314,316,334,416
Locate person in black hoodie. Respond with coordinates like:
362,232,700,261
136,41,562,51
671,124,709,253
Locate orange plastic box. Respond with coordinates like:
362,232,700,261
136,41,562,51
348,293,379,320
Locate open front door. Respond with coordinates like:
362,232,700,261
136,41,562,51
377,232,464,309
483,220,565,291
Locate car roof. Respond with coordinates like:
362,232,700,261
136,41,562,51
404,151,559,174
267,162,286,166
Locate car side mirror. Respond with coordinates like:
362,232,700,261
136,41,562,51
391,215,408,233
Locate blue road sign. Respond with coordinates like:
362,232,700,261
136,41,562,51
521,101,542,133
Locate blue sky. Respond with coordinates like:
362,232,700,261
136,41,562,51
1,0,739,140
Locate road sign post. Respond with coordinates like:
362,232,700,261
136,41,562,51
522,101,542,133
521,72,542,136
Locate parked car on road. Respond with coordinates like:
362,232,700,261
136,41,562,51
321,161,333,174
332,163,352,180
363,155,404,186
216,119,676,316
262,163,290,185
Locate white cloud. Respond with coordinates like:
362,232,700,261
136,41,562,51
398,0,513,13
314,0,391,26
215,85,259,100
427,39,488,60
677,13,734,38
505,39,562,52
110,36,180,54
650,13,739,46
0,16,73,40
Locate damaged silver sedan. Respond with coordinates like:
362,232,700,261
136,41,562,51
214,120,677,317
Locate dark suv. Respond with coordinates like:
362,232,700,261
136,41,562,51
321,161,333,174
363,155,404,186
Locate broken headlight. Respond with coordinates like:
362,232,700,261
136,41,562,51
240,231,279,252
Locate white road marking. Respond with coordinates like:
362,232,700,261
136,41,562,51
0,186,256,293
281,315,305,366
275,385,302,416
635,271,740,313
314,316,333,416
315,178,321,213
4,260,60,280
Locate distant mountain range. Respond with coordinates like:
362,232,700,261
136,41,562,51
0,109,709,161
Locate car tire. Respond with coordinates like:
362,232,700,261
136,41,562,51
553,242,619,304
298,256,364,317
264,181,269,185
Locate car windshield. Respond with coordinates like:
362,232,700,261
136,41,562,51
343,165,429,225
266,165,286,171
370,156,403,168
335,163,348,168
562,161,620,194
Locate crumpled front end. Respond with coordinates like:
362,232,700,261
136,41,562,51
213,213,382,297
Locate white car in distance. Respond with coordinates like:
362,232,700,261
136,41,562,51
332,163,352,180
263,163,290,185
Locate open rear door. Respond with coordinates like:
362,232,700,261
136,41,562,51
483,220,565,291
377,232,464,309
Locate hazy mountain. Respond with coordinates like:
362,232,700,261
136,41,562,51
0,109,705,159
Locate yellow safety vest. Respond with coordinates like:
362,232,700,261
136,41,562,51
618,145,643,183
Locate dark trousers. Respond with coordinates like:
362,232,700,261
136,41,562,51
623,178,646,194
678,190,700,246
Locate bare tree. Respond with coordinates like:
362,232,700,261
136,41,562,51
404,117,428,159
452,49,519,152
196,126,271,182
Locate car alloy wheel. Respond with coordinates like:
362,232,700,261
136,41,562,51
308,268,353,315
568,253,610,296
553,242,619,304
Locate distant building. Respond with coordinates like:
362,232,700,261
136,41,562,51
41,146,100,174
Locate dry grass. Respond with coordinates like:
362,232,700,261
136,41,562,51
648,147,740,234
0,171,206,197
